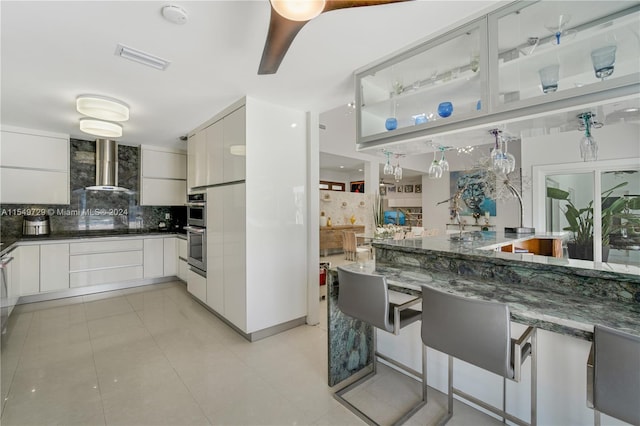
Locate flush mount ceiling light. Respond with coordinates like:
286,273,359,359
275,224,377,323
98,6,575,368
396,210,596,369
115,43,170,71
76,95,129,122
80,118,123,138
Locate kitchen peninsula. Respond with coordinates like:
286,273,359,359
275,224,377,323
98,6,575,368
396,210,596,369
327,232,640,424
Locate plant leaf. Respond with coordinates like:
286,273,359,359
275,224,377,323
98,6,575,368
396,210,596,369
547,187,570,200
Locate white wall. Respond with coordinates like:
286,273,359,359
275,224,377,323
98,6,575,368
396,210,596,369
522,123,640,227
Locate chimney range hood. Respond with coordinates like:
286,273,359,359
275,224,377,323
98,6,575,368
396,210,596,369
85,139,132,192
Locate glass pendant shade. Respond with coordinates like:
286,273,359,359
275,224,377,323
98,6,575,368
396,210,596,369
580,135,598,161
428,151,443,179
270,0,325,21
438,151,449,173
76,95,129,121
383,152,394,175
80,118,123,138
393,163,403,181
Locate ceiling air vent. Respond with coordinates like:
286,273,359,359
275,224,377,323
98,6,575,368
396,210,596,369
115,43,170,71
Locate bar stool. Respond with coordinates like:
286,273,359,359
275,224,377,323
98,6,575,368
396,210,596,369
420,285,537,426
335,267,427,426
586,324,640,426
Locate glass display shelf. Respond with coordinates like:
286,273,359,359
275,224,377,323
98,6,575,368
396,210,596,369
356,18,487,143
492,1,640,109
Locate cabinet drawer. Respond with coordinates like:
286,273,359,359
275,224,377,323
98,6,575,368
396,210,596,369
69,239,143,254
70,266,143,287
187,269,206,303
178,238,187,258
69,250,143,272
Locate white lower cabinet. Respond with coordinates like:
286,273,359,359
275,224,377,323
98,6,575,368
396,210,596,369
69,239,143,287
163,238,177,277
143,238,164,278
187,269,206,303
222,184,247,331
40,243,69,292
177,238,188,282
206,186,224,314
14,245,40,295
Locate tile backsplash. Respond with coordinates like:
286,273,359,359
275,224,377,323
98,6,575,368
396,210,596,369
0,138,178,239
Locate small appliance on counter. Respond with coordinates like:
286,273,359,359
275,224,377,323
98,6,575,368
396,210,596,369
22,215,50,236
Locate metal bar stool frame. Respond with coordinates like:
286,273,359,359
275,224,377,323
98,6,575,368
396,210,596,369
334,267,427,426
420,285,537,426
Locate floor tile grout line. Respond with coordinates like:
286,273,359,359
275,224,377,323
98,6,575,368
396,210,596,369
84,297,110,426
129,284,215,426
0,310,35,418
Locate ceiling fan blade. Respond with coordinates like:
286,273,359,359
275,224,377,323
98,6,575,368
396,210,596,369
258,0,412,74
323,0,410,13
258,7,309,75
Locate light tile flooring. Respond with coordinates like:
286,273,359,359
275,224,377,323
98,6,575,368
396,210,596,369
1,275,501,425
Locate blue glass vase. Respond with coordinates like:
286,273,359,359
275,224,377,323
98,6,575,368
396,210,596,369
414,114,428,125
385,117,398,131
437,102,453,118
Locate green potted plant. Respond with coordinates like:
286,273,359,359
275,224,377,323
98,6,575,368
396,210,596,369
547,182,640,261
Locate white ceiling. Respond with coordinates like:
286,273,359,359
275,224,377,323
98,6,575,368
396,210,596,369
0,0,499,150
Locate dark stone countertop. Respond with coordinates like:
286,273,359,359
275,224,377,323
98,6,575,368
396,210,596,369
1,230,186,256
336,262,640,340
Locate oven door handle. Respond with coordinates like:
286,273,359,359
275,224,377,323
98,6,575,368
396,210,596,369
186,202,206,207
185,226,205,234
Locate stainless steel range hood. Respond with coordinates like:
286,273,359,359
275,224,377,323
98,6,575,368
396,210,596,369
85,139,131,192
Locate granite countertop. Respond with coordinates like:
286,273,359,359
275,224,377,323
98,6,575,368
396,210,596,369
372,231,640,278
0,229,186,256
338,262,640,340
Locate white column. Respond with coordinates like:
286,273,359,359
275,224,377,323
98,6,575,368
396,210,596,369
364,160,380,196
306,110,320,326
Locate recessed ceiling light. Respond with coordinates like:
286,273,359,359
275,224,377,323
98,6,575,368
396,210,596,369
76,95,129,122
623,107,639,113
339,165,345,169
358,169,363,172
115,43,170,71
80,118,122,138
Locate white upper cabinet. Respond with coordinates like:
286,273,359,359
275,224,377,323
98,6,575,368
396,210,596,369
187,130,207,189
222,106,246,183
205,120,223,185
0,126,69,204
187,102,246,189
140,145,187,206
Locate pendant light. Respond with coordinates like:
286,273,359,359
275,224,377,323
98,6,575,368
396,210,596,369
383,151,394,175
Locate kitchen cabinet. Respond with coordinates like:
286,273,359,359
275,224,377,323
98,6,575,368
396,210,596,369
354,2,640,148
140,145,187,206
206,186,224,314
205,120,223,186
222,105,246,183
69,239,143,287
187,129,207,189
177,238,188,282
187,269,206,304
13,245,40,296
0,126,70,204
143,238,164,278
163,237,177,277
40,243,69,292
187,103,246,189
187,97,307,338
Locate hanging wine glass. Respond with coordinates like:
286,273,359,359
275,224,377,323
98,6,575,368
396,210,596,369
428,151,443,179
393,159,403,181
438,149,449,173
578,112,599,162
544,14,576,45
383,151,394,175
489,129,505,172
501,137,516,174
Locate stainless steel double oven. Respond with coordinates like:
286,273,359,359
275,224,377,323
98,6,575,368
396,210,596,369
186,193,206,277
